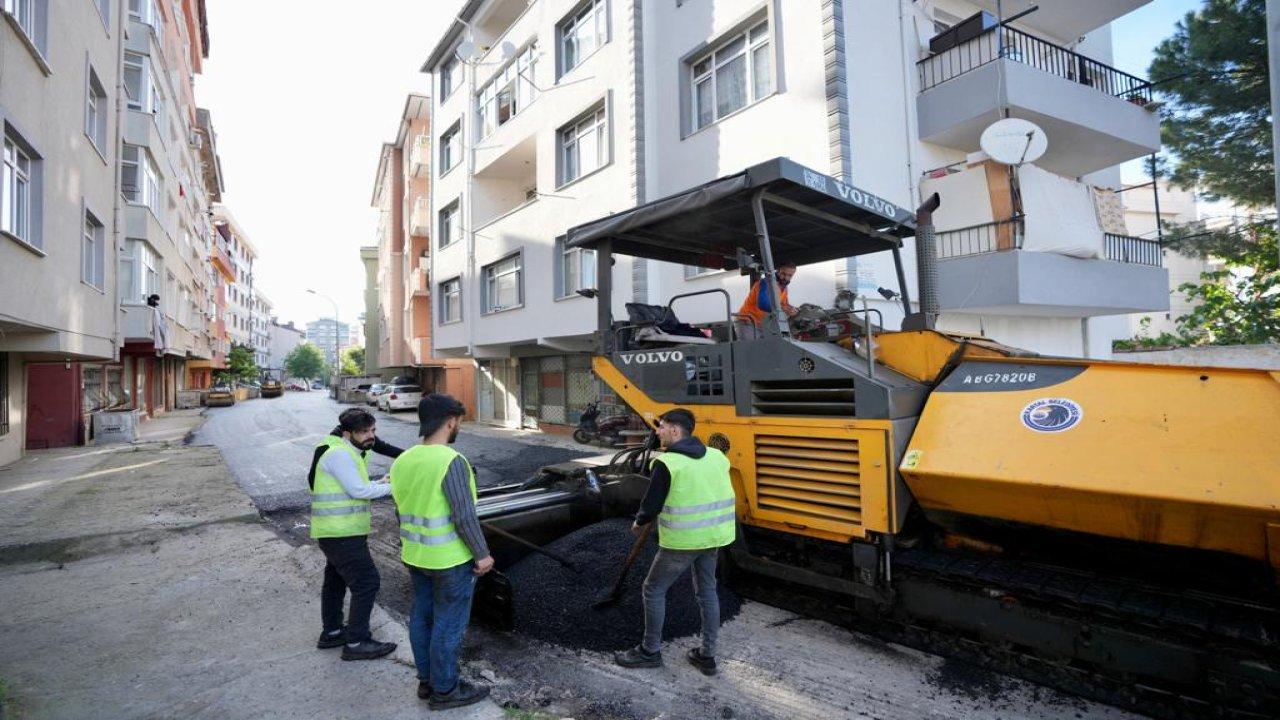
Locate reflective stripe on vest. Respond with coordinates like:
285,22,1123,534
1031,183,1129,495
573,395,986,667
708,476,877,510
653,447,736,550
390,444,477,570
309,437,372,539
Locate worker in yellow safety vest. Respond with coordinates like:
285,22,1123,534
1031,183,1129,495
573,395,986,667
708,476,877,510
615,408,736,676
390,393,494,710
310,407,398,661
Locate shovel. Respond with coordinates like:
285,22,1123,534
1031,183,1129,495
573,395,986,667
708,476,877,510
593,523,653,610
481,521,580,573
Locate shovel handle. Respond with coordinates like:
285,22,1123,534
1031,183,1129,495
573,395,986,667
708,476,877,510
606,523,653,596
481,521,578,571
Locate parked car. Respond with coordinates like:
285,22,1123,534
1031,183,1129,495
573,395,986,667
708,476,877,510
378,384,423,413
285,382,306,391
366,383,388,406
311,381,323,390
206,384,235,407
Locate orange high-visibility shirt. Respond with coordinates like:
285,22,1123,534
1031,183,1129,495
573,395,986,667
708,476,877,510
738,278,788,327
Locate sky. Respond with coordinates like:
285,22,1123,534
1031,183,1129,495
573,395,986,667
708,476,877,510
196,0,466,329
195,0,1203,330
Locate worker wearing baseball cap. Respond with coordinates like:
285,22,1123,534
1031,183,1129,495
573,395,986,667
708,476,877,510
390,393,493,710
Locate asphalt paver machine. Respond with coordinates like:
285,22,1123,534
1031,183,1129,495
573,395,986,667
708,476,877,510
468,158,1279,718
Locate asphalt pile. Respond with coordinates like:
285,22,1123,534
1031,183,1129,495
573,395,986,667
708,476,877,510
504,518,743,651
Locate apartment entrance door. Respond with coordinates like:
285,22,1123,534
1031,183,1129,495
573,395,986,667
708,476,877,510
26,364,80,449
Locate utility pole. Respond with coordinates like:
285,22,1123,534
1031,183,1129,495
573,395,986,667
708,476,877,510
1269,0,1280,267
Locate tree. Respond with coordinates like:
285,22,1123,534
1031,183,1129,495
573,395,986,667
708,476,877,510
285,343,327,384
1165,219,1279,345
1149,0,1272,208
216,344,259,384
340,347,365,376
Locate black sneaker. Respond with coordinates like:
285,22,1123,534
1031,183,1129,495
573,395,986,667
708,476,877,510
341,638,397,661
686,647,718,676
417,681,432,700
316,629,346,649
427,680,490,710
614,645,663,668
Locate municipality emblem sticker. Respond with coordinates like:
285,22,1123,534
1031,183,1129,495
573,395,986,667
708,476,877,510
1021,398,1083,433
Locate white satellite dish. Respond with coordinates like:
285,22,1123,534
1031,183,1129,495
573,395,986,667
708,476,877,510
980,118,1048,166
499,41,517,60
455,40,477,61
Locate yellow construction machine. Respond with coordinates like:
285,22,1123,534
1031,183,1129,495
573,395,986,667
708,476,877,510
469,159,1279,718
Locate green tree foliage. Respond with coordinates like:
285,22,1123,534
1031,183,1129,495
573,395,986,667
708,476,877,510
285,343,327,383
216,344,259,384
1149,0,1271,208
340,347,365,376
1166,219,1279,344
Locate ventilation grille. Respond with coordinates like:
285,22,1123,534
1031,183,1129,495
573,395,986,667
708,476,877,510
754,435,861,526
750,379,855,416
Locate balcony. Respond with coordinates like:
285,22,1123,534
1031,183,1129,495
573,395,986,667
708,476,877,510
410,196,431,237
965,1,1150,40
412,266,430,297
210,240,235,282
410,134,430,179
917,25,1159,177
935,217,1169,316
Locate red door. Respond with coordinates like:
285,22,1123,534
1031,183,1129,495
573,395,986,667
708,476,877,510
26,364,81,449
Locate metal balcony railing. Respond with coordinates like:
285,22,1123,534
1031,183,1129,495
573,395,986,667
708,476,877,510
918,25,1152,103
937,217,1164,267
1104,234,1163,266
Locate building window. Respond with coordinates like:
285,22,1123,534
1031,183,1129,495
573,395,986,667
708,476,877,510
3,0,36,42
95,0,109,26
559,104,607,186
557,238,596,298
121,144,161,217
82,208,105,289
128,0,157,26
86,66,108,153
119,238,160,303
2,135,34,246
440,55,461,99
559,0,607,76
476,44,538,139
440,277,462,324
482,253,523,314
439,122,461,174
438,199,461,249
123,52,162,115
690,19,772,131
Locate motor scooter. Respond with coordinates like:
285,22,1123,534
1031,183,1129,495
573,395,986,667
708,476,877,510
573,401,629,446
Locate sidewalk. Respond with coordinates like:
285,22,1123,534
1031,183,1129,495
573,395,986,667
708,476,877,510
0,414,507,720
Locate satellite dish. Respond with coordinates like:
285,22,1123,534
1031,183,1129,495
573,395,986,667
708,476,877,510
499,41,517,60
455,40,477,61
980,118,1047,166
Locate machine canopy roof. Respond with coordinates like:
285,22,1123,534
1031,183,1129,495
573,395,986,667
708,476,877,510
564,158,916,270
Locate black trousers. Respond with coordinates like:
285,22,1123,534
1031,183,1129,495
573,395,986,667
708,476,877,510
318,535,380,642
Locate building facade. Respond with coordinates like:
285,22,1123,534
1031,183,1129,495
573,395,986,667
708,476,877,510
266,318,306,377
306,317,352,367
211,203,260,359
421,0,1170,428
359,248,382,375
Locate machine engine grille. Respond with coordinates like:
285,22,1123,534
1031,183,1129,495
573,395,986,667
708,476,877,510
754,435,861,526
750,379,855,416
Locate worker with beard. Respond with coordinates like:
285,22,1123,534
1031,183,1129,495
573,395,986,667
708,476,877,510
391,393,493,710
309,407,398,661
735,261,798,339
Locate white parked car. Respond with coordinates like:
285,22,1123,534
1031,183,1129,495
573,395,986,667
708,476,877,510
378,384,423,413
366,383,387,406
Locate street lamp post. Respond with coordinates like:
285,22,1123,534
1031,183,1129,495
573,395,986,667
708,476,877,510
307,289,339,388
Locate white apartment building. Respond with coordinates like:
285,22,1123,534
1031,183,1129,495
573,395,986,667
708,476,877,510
250,288,272,368
211,203,259,355
306,317,352,367
1,0,125,463
422,0,1170,428
266,318,305,376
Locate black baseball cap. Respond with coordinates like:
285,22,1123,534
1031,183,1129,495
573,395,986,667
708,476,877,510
418,393,466,436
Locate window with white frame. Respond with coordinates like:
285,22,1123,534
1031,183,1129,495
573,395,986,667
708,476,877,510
96,0,109,26
560,0,607,76
558,240,596,298
121,144,161,217
128,0,158,26
82,209,105,289
442,275,463,320
3,0,36,42
690,19,772,131
440,55,461,99
559,104,607,186
2,136,34,245
476,44,538,139
86,66,108,153
438,199,461,249
482,253,523,313
123,52,161,114
119,239,160,303
439,122,461,174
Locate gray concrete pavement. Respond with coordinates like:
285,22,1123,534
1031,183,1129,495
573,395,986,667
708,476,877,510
194,390,593,511
0,412,504,720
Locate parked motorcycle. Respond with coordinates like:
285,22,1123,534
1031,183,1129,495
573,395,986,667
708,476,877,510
574,401,630,446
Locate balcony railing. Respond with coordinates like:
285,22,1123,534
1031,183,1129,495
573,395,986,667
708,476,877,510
918,25,1152,103
937,217,1163,267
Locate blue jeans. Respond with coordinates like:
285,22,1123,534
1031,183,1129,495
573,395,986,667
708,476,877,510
408,562,476,694
641,547,721,656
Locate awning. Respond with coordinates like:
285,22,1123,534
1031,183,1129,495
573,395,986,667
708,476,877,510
564,157,916,269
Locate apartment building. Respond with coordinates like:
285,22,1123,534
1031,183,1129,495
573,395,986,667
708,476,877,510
359,248,381,374
369,94,476,415
306,317,352,367
0,0,126,462
421,0,1170,428
266,318,305,377
211,203,259,357
197,108,233,374
249,288,272,368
